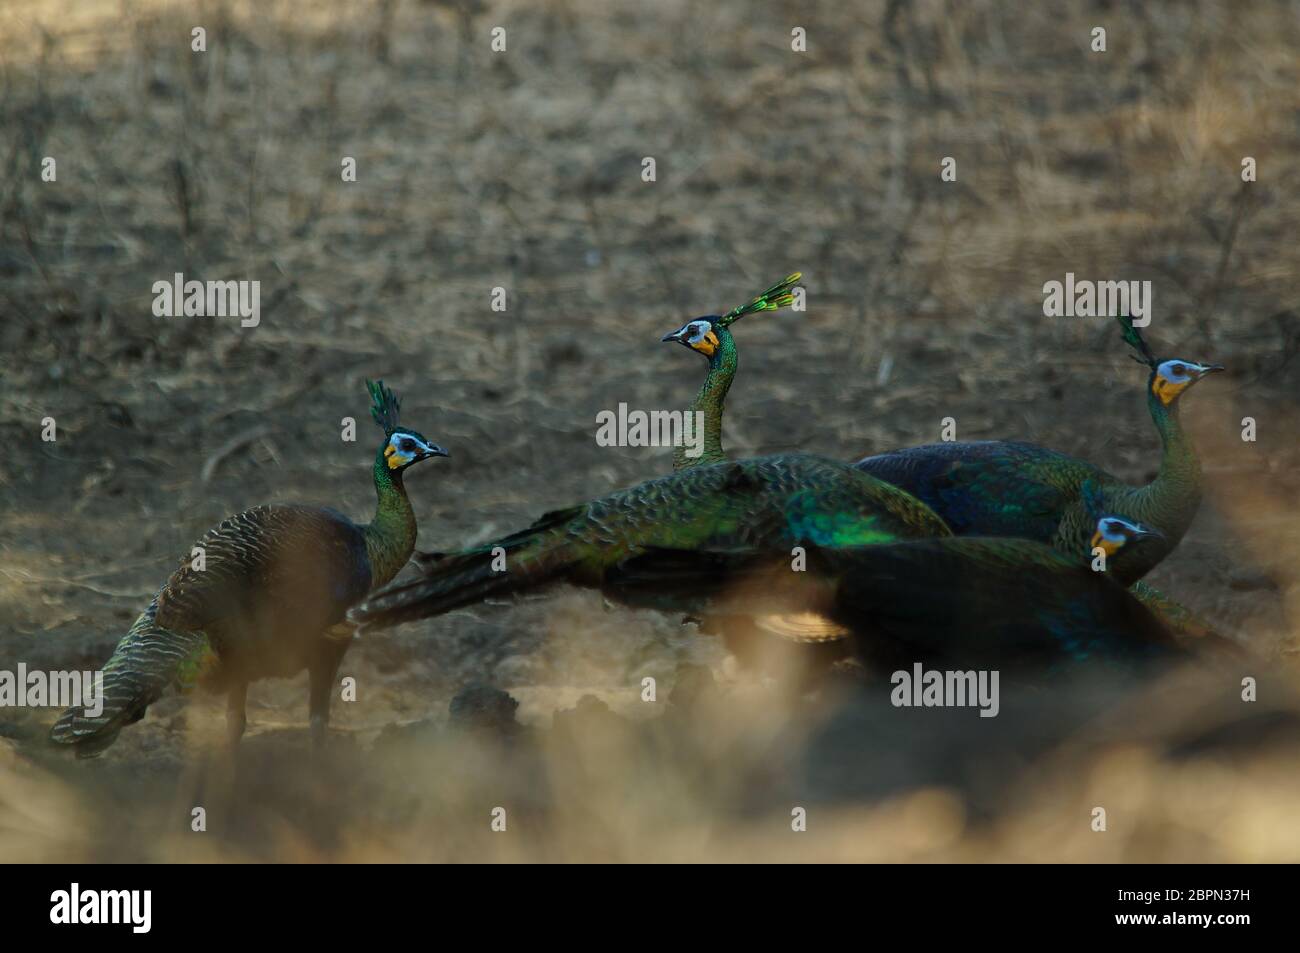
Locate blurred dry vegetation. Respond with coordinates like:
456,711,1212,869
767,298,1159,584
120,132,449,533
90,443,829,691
0,0,1297,862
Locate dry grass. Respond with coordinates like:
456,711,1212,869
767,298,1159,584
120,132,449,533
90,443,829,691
0,0,1297,862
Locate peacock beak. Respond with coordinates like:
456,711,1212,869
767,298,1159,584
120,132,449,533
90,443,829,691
662,329,688,344
422,443,449,459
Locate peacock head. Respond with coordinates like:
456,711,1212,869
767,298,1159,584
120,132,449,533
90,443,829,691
1089,515,1162,559
367,379,448,473
662,316,726,358
382,429,448,471
1117,316,1223,407
1150,358,1224,406
661,272,802,362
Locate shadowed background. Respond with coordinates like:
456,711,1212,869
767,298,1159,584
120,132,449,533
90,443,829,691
0,0,1297,862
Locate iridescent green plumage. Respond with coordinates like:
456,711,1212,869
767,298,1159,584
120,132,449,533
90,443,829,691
674,331,734,470
368,378,402,434
350,453,951,632
51,381,444,757
853,316,1224,638
602,531,1194,671
368,486,1228,671
618,503,1248,673
717,272,801,327
857,317,1218,566
664,273,801,471
1117,314,1157,367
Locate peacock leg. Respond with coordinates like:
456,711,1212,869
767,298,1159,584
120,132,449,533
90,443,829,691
226,681,247,747
308,640,348,751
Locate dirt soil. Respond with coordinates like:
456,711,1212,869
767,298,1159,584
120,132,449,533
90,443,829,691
1,0,1297,862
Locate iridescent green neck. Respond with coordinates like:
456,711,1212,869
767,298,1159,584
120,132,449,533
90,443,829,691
1117,387,1202,538
1056,386,1204,580
674,328,736,470
363,452,418,588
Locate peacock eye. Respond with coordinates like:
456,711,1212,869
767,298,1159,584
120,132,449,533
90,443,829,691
400,439,415,452
1170,364,1185,375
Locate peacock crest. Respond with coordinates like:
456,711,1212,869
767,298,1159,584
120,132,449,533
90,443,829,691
717,272,802,329
367,379,402,436
1116,315,1157,369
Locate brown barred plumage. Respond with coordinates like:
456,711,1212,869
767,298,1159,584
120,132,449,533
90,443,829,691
50,382,445,757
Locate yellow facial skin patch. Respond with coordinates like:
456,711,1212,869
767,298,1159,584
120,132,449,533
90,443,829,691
694,330,719,357
384,443,412,470
1090,531,1121,558
1152,376,1192,406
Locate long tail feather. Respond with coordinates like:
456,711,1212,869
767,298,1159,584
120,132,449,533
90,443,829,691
49,595,212,758
1128,580,1244,659
349,507,585,631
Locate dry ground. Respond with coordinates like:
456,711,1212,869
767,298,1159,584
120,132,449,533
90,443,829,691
0,0,1297,862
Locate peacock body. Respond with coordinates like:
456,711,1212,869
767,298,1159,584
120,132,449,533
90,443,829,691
50,381,445,756
350,453,951,632
357,465,1224,671
657,284,1213,657
598,514,1233,672
855,317,1223,585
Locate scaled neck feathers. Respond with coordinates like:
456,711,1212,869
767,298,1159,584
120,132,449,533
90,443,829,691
364,453,418,588
674,329,737,470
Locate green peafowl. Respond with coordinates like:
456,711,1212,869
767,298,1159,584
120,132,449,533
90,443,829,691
854,316,1223,637
599,513,1239,672
658,273,824,654
49,381,446,757
349,454,951,635
660,273,801,470
354,463,1231,671
658,286,1217,654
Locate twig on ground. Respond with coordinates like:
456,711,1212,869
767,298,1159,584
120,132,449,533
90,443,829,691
200,425,273,482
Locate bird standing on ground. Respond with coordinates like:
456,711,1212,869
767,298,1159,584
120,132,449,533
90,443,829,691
50,380,447,756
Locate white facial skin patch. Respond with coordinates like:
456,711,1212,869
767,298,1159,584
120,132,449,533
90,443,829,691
385,432,438,469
